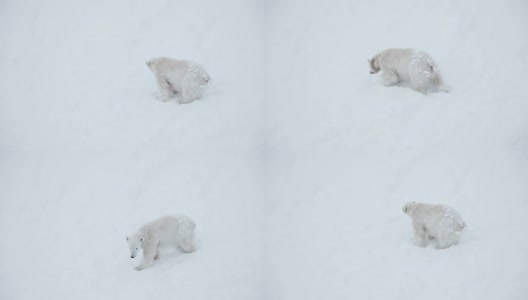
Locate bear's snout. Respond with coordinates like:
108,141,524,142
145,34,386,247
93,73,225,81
130,255,135,258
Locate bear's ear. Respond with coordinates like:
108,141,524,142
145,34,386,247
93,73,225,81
145,61,150,67
402,205,408,213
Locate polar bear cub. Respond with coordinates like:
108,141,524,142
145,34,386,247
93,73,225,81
402,202,466,249
369,48,448,94
146,57,210,104
126,214,196,270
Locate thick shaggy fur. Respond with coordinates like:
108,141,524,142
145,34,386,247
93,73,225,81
146,57,210,104
402,202,466,249
369,48,448,94
126,215,196,270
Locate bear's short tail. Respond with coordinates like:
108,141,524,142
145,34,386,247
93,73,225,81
459,220,466,230
429,62,449,93
204,73,212,84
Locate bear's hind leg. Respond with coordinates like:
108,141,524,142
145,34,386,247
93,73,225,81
437,231,459,249
410,70,429,94
437,237,453,249
178,233,196,253
181,84,202,104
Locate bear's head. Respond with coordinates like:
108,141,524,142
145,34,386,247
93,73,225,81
368,57,380,74
126,235,145,258
145,59,156,72
145,58,161,72
402,201,417,215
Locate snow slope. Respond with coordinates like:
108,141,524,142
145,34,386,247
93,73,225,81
265,0,528,299
0,1,265,299
1,0,528,299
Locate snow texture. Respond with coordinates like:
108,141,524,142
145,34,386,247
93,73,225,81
1,0,528,299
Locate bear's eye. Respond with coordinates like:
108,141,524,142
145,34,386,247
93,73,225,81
136,248,138,250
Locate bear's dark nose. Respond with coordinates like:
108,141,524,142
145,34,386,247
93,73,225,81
130,255,134,258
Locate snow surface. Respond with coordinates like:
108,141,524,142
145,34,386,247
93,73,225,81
1,0,527,299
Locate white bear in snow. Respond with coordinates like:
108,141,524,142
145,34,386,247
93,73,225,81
126,214,196,270
146,57,211,104
402,202,466,249
368,48,448,94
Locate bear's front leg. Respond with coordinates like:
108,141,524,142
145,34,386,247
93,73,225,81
382,71,399,86
179,234,196,253
412,220,427,247
135,243,157,271
156,75,176,102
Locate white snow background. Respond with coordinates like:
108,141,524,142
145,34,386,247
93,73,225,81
1,0,527,299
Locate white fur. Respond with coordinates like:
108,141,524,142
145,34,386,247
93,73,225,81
402,202,466,249
146,57,210,104
369,48,448,94
126,214,196,270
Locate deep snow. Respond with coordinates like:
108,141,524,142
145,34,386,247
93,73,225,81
1,0,527,299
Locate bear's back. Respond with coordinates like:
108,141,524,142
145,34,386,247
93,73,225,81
143,215,195,240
